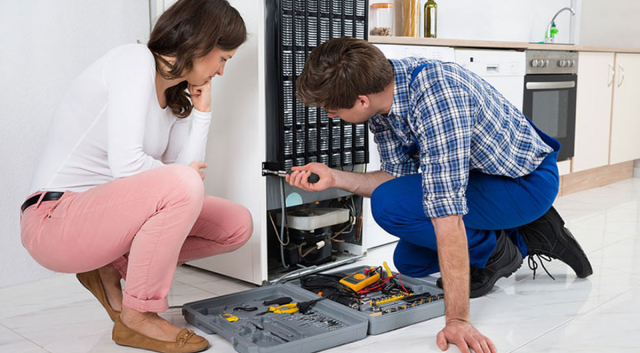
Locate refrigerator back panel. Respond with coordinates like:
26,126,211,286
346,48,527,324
266,0,369,171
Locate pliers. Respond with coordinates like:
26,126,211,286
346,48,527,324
256,303,299,315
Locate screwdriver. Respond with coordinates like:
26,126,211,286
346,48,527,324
262,297,292,306
262,169,320,184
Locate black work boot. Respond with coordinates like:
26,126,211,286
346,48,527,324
518,206,593,278
436,231,523,298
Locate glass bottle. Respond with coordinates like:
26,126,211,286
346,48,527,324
424,0,437,38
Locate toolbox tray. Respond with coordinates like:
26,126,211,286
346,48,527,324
183,264,444,353
182,284,368,353
287,265,444,335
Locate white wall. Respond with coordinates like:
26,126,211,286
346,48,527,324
370,0,575,44
0,1,150,288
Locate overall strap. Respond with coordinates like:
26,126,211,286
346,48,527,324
399,63,429,157
410,63,429,86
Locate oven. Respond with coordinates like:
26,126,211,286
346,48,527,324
523,50,578,161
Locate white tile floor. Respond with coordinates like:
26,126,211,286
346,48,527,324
2,179,640,353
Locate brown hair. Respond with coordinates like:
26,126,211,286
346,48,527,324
297,37,393,110
148,0,247,118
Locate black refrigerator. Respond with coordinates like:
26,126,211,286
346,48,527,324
265,0,370,173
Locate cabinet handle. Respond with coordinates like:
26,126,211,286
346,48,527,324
618,64,625,87
608,63,615,87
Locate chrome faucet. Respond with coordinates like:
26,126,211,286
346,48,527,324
546,7,576,43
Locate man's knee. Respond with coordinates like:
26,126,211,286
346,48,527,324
370,182,395,231
393,247,439,277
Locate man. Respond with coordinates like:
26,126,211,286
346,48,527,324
286,37,592,353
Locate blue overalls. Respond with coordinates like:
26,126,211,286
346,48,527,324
370,65,561,277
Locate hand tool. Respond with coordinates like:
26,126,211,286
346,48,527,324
256,297,325,316
262,169,320,184
256,303,299,315
233,305,258,312
220,313,239,322
383,262,393,277
402,292,432,303
297,297,326,314
370,293,408,306
262,296,292,306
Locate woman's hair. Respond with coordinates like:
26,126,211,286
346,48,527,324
148,0,247,118
296,37,393,110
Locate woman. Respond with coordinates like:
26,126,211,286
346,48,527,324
19,1,252,352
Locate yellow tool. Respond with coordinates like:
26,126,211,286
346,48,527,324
340,267,380,292
370,294,410,306
256,303,299,315
220,313,239,322
383,262,393,277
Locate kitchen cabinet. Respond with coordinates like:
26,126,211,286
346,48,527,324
572,52,614,173
610,53,640,164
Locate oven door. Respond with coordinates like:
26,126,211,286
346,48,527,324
523,74,577,161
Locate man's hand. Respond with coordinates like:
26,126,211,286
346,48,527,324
189,161,208,180
285,162,334,192
188,81,212,112
437,319,497,353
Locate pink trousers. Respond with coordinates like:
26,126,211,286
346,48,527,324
20,164,252,312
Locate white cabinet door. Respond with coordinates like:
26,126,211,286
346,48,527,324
610,53,640,164
572,52,614,173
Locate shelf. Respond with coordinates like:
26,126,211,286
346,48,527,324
368,36,640,54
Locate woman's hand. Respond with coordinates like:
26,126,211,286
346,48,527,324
437,319,497,353
188,81,212,112
189,161,208,180
285,163,334,192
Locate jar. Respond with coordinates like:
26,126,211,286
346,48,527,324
402,0,420,37
369,3,394,36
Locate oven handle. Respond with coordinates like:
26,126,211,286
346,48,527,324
526,81,576,90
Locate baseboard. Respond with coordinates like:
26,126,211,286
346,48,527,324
559,161,634,196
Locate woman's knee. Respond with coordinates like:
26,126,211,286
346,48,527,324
160,164,205,203
232,205,253,247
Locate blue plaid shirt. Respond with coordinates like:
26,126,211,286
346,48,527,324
370,58,554,218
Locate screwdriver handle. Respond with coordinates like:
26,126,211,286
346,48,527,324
285,171,319,184
307,172,320,184
263,296,292,306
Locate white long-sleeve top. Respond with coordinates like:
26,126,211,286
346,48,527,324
28,44,211,195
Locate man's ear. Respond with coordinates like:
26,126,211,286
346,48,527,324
356,95,370,109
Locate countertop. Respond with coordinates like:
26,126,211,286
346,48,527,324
369,36,640,54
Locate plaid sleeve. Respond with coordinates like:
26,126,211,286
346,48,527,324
414,83,476,218
369,115,420,177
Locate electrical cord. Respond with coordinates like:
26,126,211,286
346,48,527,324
268,211,289,246
279,178,289,268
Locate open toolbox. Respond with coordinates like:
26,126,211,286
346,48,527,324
182,264,444,353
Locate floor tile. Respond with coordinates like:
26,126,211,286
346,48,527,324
1,299,112,348
0,274,89,321
0,324,44,353
511,285,640,353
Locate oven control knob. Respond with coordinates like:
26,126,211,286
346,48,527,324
530,59,539,67
558,60,567,67
543,60,550,67
568,60,575,67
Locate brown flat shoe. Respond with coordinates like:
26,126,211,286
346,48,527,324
76,270,121,322
112,316,209,353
